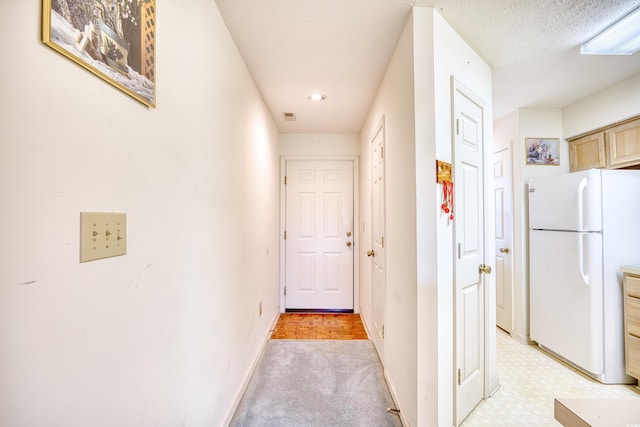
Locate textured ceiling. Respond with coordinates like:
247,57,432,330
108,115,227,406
215,0,640,133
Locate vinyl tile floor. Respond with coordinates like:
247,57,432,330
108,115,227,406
461,328,640,426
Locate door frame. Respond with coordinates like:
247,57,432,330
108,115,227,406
451,76,498,424
494,143,514,334
279,156,360,313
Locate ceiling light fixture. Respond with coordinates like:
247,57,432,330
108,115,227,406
581,6,640,55
308,93,327,102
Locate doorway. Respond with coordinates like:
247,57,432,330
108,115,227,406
494,145,513,332
453,78,490,425
281,159,357,311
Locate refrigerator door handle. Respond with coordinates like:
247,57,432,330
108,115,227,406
578,233,589,286
577,178,587,231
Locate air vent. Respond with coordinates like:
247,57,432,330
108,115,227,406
282,112,297,121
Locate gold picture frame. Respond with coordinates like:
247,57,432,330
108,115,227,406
42,0,156,107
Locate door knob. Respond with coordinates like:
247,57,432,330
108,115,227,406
499,247,509,253
479,264,492,274
346,241,352,247
346,231,352,237
367,250,375,257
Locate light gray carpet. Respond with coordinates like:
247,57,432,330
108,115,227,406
230,340,403,427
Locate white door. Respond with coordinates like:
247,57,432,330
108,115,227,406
494,146,513,332
454,82,487,424
285,160,354,310
370,121,386,359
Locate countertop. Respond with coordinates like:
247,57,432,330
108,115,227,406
622,265,640,276
555,398,640,426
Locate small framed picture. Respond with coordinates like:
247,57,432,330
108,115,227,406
526,138,560,165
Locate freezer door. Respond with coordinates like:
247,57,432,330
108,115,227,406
529,169,602,231
530,229,604,377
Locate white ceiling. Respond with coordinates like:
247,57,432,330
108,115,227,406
215,0,640,134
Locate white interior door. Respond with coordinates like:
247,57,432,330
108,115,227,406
370,122,386,359
494,146,513,332
285,160,354,310
454,81,486,425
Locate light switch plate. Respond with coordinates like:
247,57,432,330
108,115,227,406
80,212,126,262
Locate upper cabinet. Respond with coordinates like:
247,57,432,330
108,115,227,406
607,119,640,169
568,116,640,172
569,132,606,172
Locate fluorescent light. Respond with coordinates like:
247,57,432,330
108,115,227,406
581,6,640,55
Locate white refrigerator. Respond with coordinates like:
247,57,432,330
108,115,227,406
529,168,640,384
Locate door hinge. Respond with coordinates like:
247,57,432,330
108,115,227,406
284,176,287,185
382,325,385,339
456,118,461,136
458,243,461,259
458,369,461,385
381,236,384,248
381,147,384,159
284,231,287,240
284,287,287,296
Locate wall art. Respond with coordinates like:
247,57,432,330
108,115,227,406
526,138,560,165
42,0,156,107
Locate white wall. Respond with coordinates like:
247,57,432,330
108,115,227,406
359,7,493,427
359,12,418,425
0,1,280,426
280,133,359,157
429,9,495,426
563,72,640,138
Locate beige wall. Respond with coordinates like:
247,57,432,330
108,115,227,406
0,1,280,426
563,72,640,138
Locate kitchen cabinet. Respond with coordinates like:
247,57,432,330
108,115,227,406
607,119,640,169
622,266,640,386
568,116,640,172
568,132,606,172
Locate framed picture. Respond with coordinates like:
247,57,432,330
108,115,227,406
526,138,560,165
436,160,452,183
42,0,156,107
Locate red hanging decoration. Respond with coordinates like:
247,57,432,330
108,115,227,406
441,180,454,221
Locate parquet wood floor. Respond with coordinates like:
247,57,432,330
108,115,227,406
270,313,369,340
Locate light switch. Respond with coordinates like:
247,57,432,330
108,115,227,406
80,212,126,262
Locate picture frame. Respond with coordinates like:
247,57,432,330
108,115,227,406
436,160,452,183
526,138,560,165
42,0,156,107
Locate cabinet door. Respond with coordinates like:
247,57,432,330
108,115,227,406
607,118,640,169
568,132,606,172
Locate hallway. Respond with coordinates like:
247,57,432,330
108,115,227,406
230,313,401,426
234,315,640,426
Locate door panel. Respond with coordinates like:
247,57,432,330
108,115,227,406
454,82,486,425
494,147,513,332
371,123,386,359
285,160,354,310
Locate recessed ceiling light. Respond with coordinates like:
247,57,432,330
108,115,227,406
308,93,327,102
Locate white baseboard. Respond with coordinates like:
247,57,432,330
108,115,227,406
510,330,533,344
223,312,280,426
384,369,411,427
